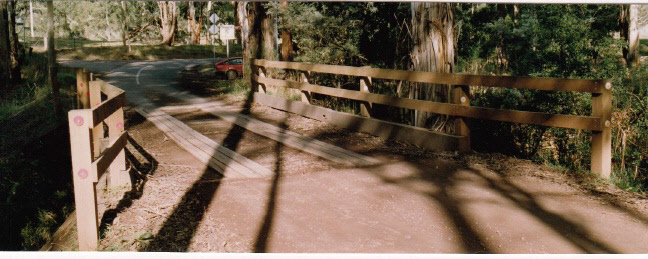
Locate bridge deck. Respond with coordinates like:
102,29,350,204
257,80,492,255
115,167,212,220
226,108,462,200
137,103,379,180
161,102,381,167
135,106,273,179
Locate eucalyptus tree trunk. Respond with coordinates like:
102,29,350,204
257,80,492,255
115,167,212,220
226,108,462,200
29,0,34,37
188,1,202,44
410,2,456,131
158,1,177,46
260,5,277,61
8,0,22,83
0,1,10,90
47,0,61,116
280,1,293,62
233,2,242,44
621,4,640,67
238,2,262,82
121,1,128,51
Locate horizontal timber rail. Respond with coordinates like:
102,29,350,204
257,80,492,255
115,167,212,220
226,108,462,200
69,68,130,251
253,75,602,131
251,59,612,179
254,59,607,93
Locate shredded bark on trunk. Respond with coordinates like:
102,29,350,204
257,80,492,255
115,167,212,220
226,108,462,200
410,2,456,132
158,1,177,46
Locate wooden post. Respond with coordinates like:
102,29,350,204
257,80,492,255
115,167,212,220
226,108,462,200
359,74,372,117
454,85,471,151
76,68,90,109
68,109,99,251
258,66,267,94
89,81,103,161
591,80,612,178
106,84,129,188
300,71,312,104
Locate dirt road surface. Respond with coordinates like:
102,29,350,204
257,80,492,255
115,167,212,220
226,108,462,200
61,60,648,253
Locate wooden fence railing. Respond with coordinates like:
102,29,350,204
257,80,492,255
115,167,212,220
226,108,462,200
251,59,612,178
69,68,130,250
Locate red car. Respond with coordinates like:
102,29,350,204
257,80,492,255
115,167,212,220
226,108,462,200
214,57,243,80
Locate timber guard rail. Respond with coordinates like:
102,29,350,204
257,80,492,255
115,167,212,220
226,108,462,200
68,68,129,250
251,59,612,179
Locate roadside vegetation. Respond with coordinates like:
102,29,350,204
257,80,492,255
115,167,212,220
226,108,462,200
56,44,242,61
0,52,77,250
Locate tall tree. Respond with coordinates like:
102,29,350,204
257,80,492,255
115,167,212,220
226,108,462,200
7,0,21,83
410,3,456,130
121,1,128,51
188,1,203,44
279,1,292,61
47,0,61,116
260,4,277,60
620,4,640,67
233,1,242,44
238,2,263,82
158,1,177,46
29,0,34,37
0,1,10,90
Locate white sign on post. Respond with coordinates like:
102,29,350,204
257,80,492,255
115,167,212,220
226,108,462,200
219,25,236,41
219,25,236,59
209,13,219,24
208,25,219,35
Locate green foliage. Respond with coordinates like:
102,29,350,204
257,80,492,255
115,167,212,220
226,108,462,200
18,1,230,45
612,63,648,190
268,2,409,69
458,4,647,190
267,2,410,116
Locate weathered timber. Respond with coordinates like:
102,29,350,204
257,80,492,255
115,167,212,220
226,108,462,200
252,92,464,151
591,82,612,178
76,68,90,109
188,105,381,166
89,81,103,161
96,79,125,98
255,76,601,131
254,59,605,93
135,107,273,178
93,131,128,181
91,92,125,127
67,109,99,251
453,85,471,151
106,103,129,187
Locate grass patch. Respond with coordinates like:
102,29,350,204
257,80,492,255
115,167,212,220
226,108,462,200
641,39,648,57
55,44,242,61
611,167,648,193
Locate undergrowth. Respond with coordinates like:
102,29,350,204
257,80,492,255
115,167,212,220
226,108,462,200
0,53,77,250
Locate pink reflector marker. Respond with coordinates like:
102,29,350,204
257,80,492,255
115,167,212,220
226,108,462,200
78,169,88,179
73,116,84,126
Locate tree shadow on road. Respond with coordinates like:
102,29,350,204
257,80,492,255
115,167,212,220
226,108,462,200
368,156,625,253
252,120,287,252
142,81,259,251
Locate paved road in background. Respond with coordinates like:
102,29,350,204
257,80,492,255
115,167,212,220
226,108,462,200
60,58,222,107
